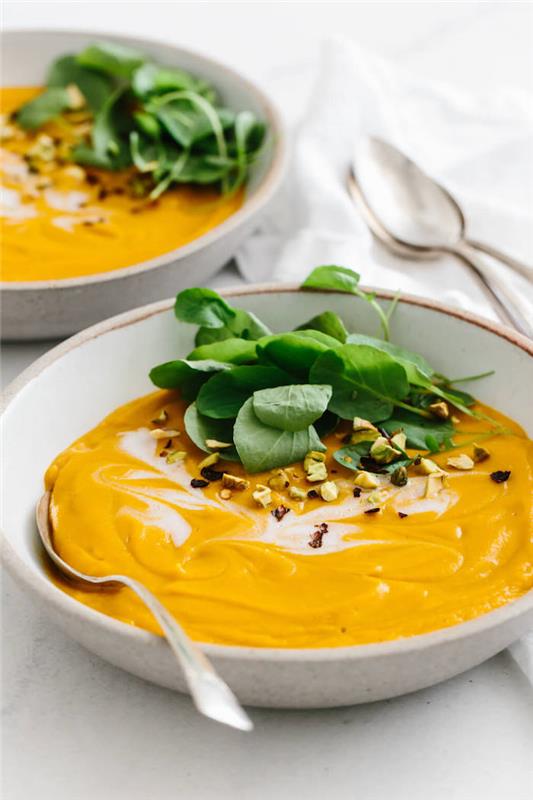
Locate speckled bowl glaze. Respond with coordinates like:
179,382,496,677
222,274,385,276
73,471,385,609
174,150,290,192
2,286,532,708
1,30,287,340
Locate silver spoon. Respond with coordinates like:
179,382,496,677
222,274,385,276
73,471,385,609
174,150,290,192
349,137,533,338
36,492,253,732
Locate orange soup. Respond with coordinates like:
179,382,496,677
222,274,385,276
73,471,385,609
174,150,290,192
45,390,533,648
0,87,243,281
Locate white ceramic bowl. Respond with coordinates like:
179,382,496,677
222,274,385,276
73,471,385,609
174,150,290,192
1,30,287,340
2,286,532,708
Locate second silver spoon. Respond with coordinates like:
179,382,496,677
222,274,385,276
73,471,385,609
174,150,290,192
350,137,532,338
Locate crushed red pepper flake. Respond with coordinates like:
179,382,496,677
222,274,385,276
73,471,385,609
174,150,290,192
364,507,381,515
309,522,328,549
272,505,290,522
200,466,223,482
398,511,408,519
353,487,362,498
490,470,511,484
307,489,319,499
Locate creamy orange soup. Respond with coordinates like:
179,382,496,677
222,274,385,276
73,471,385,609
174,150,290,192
0,87,243,281
45,390,533,648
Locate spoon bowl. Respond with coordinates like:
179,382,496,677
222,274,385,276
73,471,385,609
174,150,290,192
350,137,533,337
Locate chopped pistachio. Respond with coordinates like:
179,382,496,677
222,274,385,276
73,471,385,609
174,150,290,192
198,452,220,470
222,473,249,491
252,484,272,508
0,120,15,141
429,401,450,420
289,486,307,501
418,457,442,475
268,469,290,492
205,438,233,449
350,429,380,445
166,450,186,465
62,165,86,182
390,432,407,451
447,454,474,471
66,83,86,110
367,489,387,505
150,428,180,440
304,451,326,470
319,481,339,502
151,409,169,425
353,471,380,490
306,461,328,483
424,474,446,498
473,443,490,463
219,488,232,500
28,133,56,162
391,465,409,487
353,417,378,433
370,436,402,465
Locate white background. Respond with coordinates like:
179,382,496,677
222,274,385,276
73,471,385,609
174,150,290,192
2,3,533,799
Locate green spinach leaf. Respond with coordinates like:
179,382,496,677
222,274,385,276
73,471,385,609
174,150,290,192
257,333,335,379
252,384,332,432
302,265,391,340
195,308,271,346
16,87,71,130
310,344,411,421
196,366,291,419
77,41,145,79
296,311,348,343
187,338,258,365
47,55,113,112
174,288,237,328
302,265,361,294
149,358,229,401
233,398,325,473
346,332,434,384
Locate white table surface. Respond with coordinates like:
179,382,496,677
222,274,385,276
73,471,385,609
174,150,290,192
2,3,533,798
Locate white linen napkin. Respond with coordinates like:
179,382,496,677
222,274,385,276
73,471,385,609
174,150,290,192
237,37,533,321
236,37,533,681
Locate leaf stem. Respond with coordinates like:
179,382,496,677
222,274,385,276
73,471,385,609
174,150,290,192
151,89,229,192
441,370,495,384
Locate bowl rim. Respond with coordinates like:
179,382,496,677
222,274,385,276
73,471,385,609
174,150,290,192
2,283,533,663
0,28,288,291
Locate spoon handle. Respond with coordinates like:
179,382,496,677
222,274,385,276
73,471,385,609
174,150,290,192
465,239,533,283
451,242,533,339
108,574,253,731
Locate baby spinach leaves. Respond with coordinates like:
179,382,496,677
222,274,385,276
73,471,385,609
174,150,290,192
14,41,266,196
197,366,291,419
310,344,413,422
252,384,332,432
149,266,495,474
233,398,325,473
